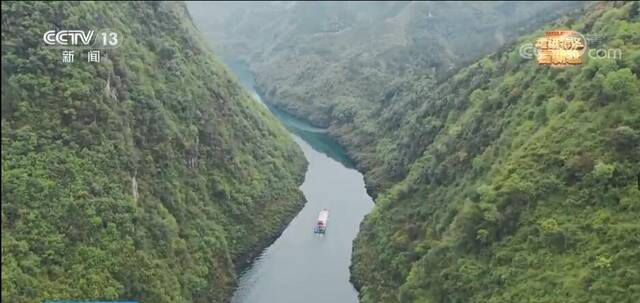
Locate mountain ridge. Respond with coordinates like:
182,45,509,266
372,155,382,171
1,2,306,302
350,2,640,302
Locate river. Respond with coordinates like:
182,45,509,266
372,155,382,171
228,61,374,303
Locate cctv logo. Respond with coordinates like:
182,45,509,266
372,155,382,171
43,30,94,46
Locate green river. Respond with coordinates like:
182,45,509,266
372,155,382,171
229,61,374,303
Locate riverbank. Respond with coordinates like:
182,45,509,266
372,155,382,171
228,61,374,303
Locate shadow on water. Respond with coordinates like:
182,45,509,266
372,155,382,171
229,60,356,169
267,104,356,169
226,59,373,303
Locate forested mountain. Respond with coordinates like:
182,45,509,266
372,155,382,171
350,2,640,302
190,1,640,302
1,2,305,303
188,1,585,194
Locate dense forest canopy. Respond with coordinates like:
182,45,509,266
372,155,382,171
1,2,305,302
188,1,586,194
347,2,640,302
2,1,639,303
190,1,640,302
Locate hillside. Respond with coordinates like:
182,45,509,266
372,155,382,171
1,2,305,303
351,2,640,302
188,1,585,194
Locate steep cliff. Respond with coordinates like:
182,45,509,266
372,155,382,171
1,2,305,302
351,2,640,302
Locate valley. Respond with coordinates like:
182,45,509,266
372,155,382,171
1,1,638,303
229,62,374,303
192,2,640,302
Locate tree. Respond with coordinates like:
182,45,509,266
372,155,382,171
603,68,639,103
566,153,595,180
592,161,615,185
610,126,639,153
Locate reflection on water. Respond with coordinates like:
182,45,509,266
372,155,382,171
229,60,355,168
267,104,356,169
228,60,372,303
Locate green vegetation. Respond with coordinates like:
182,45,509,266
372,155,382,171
351,2,640,302
1,2,305,302
188,1,585,194
190,2,639,301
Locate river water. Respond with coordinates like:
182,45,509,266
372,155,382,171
228,61,374,303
